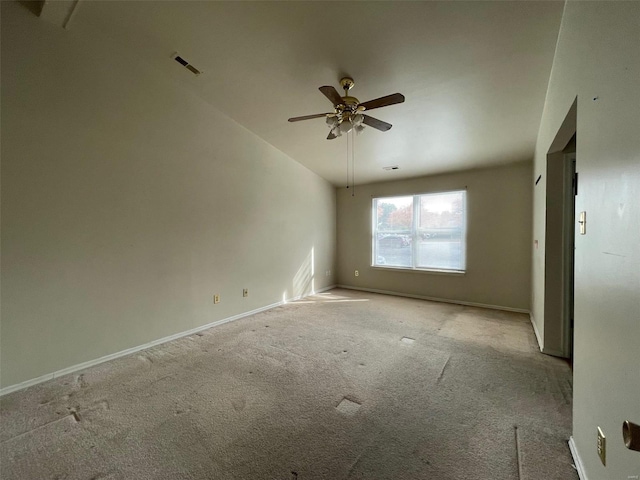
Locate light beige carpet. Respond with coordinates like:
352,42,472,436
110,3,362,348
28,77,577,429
0,288,578,479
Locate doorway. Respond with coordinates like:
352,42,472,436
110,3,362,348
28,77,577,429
543,100,577,360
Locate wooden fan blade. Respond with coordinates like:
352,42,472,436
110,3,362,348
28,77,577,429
363,115,392,132
327,130,338,140
319,86,344,106
359,93,405,111
288,113,331,122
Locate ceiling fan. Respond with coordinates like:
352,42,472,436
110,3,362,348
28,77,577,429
288,77,405,140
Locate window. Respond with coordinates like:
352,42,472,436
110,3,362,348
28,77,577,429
372,190,466,272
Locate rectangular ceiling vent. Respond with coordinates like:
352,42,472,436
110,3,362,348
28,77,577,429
383,165,400,171
172,53,202,76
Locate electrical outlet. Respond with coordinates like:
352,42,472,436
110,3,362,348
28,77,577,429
597,426,606,466
355,270,359,277
214,294,220,304
243,288,248,297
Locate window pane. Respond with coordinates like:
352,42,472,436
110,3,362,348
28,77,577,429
416,191,465,270
374,196,413,267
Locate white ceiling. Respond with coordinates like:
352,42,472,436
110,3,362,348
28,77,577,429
73,1,564,186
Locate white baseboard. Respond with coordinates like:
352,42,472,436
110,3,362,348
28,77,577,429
569,436,588,480
336,285,530,314
0,285,336,397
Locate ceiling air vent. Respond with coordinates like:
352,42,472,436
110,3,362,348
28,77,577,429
172,53,202,76
383,165,399,171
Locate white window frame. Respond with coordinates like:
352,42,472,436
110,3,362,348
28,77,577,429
371,190,467,273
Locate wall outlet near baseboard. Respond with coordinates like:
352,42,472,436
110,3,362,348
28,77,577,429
214,294,220,304
597,426,606,466
354,270,359,277
243,289,248,297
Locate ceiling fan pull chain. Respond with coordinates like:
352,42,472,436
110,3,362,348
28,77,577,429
346,128,350,190
352,130,356,197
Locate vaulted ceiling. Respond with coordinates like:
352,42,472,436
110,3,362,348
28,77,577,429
70,1,563,186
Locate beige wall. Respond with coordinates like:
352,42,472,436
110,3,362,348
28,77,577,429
336,162,532,311
532,2,640,478
0,2,336,389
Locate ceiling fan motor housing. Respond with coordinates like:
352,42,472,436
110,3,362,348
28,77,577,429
341,96,360,109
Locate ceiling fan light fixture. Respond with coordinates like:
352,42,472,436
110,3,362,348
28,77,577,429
326,116,339,128
331,126,342,137
355,124,366,135
339,119,353,134
353,114,364,126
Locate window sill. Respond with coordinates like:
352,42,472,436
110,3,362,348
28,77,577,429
371,266,466,276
